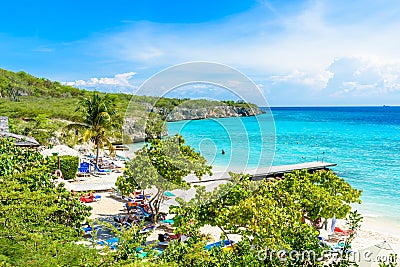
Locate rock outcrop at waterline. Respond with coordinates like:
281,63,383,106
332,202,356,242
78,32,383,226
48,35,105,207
161,105,265,121
122,105,265,142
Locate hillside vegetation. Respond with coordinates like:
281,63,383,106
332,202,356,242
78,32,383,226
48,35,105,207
0,68,263,145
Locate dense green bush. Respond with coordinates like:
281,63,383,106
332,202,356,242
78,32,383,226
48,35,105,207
0,139,101,266
49,155,79,180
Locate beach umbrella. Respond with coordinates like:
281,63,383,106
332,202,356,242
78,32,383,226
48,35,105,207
158,199,179,213
164,191,176,197
41,145,80,157
357,241,398,267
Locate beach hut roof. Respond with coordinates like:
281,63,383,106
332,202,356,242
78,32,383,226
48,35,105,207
0,116,9,132
0,116,40,147
0,131,40,147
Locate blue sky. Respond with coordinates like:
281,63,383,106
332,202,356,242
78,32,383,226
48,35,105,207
1,0,400,106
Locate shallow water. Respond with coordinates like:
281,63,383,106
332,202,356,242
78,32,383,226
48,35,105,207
168,106,400,224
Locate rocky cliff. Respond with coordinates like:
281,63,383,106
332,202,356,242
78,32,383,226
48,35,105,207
161,105,264,121
123,105,265,142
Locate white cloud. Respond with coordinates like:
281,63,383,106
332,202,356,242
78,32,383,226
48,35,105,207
32,46,54,53
91,0,400,75
58,0,400,105
268,70,334,89
325,57,400,98
63,71,136,88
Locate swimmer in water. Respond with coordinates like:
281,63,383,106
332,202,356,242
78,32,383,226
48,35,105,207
221,149,225,155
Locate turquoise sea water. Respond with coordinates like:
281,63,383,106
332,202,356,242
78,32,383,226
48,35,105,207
167,106,400,224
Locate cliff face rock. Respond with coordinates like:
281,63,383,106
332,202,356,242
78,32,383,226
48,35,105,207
123,117,147,142
122,105,265,142
158,105,265,122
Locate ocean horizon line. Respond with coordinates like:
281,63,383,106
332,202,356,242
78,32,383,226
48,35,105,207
264,105,400,108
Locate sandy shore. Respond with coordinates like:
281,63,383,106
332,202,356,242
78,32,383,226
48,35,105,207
319,217,400,251
84,192,127,220
352,216,400,251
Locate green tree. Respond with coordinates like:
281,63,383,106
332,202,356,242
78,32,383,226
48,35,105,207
145,112,167,140
166,173,321,266
116,135,212,222
162,170,362,266
280,170,362,226
0,138,108,266
66,92,123,166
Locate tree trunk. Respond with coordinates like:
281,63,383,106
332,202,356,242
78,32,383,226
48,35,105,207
149,190,162,223
95,141,100,167
218,226,237,254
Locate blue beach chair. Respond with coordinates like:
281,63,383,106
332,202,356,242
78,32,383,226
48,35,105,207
93,164,112,174
78,162,90,173
98,237,119,250
204,240,234,250
137,206,152,217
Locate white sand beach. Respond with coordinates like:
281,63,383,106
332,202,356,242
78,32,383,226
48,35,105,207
353,217,400,251
318,217,400,251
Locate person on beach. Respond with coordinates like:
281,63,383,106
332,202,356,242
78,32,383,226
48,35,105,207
321,218,328,230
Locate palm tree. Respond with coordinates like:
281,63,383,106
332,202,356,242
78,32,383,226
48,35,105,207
66,92,123,166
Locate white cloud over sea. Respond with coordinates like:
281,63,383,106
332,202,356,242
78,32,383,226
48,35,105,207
73,0,399,105
14,0,394,105
63,72,138,93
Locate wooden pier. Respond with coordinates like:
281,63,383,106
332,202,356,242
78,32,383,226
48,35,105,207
70,161,337,191
247,161,337,181
185,161,337,184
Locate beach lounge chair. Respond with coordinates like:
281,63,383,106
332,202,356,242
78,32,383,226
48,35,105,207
116,154,130,161
136,247,163,258
113,215,140,228
82,224,101,238
157,241,169,250
97,237,119,250
160,219,174,225
82,225,94,236
93,164,111,175
164,191,175,200
111,187,124,199
164,233,180,241
139,225,156,234
80,193,101,203
125,202,138,213
136,206,152,217
80,194,95,203
164,191,175,197
204,240,234,251
333,227,355,236
125,204,152,218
